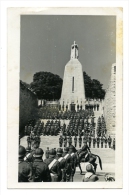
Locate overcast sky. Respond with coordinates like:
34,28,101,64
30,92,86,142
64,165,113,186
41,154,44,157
20,15,116,89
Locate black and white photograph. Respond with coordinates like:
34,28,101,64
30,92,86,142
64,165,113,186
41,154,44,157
7,7,123,188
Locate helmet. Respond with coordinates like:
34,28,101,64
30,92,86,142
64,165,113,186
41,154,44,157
26,146,31,152
57,148,63,154
19,145,26,157
49,149,56,157
86,164,95,173
69,145,75,150
34,148,44,157
64,147,69,152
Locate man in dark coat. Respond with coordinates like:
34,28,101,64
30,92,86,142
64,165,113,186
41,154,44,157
44,149,62,182
33,148,51,182
18,146,32,182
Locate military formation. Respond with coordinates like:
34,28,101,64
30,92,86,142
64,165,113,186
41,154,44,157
59,135,114,149
19,137,80,182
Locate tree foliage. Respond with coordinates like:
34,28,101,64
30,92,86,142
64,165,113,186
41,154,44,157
30,72,63,100
83,71,105,99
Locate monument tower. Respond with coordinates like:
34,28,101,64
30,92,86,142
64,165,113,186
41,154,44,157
60,41,85,111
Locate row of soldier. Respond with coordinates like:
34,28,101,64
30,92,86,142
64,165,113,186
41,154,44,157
19,138,82,182
39,108,94,120
61,117,95,137
59,135,115,149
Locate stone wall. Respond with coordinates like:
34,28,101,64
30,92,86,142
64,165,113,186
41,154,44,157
104,63,116,137
20,81,38,136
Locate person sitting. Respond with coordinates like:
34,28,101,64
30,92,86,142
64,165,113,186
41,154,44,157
82,163,99,182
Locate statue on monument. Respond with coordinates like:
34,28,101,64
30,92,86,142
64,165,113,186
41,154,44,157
71,41,79,59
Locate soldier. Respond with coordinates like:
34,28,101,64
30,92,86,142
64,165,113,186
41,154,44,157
101,137,104,148
68,145,77,181
108,136,112,148
96,136,100,148
93,137,96,148
88,136,92,148
79,136,82,148
74,136,77,147
83,136,87,145
105,137,108,148
69,135,72,146
113,138,115,150
63,136,67,147
59,135,63,147
32,148,51,182
45,147,49,159
18,146,32,182
55,148,67,182
24,125,28,135
44,149,62,182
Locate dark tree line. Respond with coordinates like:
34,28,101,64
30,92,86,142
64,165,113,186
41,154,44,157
30,72,63,100
83,71,105,99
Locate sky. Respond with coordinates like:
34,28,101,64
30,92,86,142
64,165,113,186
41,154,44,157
20,15,116,89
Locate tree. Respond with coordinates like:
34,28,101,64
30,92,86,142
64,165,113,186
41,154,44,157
30,72,63,100
83,72,105,99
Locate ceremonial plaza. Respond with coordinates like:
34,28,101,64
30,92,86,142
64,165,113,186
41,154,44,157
20,42,116,182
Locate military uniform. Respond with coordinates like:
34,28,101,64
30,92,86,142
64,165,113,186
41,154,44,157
74,136,77,147
88,137,92,148
108,136,112,148
79,136,82,148
68,145,77,181
96,137,100,148
18,146,32,182
63,136,67,147
59,136,63,147
44,149,62,182
113,138,115,150
93,137,96,148
32,148,51,182
45,147,49,159
105,138,107,148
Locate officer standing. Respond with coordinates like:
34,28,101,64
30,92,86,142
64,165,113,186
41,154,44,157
44,149,62,182
79,136,82,148
59,135,63,147
108,136,112,148
113,138,115,150
74,136,77,147
45,147,49,159
88,136,92,148
55,148,66,182
18,146,32,182
96,136,100,148
69,135,72,146
93,137,96,148
105,137,108,148
63,136,67,147
33,148,51,182
68,145,77,181
83,136,86,145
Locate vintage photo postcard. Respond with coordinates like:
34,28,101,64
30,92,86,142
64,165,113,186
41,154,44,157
7,7,123,188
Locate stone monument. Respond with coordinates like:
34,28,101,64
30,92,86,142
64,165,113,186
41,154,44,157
60,41,85,111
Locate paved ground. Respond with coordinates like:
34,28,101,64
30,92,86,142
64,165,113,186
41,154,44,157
21,135,115,182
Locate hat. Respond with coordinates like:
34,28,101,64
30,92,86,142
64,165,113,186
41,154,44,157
34,148,44,157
